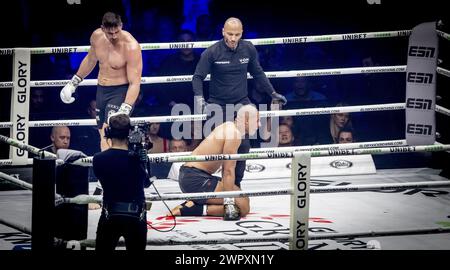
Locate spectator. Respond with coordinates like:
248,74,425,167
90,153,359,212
30,88,55,121
158,30,200,109
279,116,293,127
328,103,353,144
278,123,296,147
338,126,355,144
167,139,188,181
147,123,169,153
49,126,71,154
195,14,215,41
145,15,178,74
169,139,188,153
285,77,327,105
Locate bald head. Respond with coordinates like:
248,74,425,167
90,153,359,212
224,17,243,28
222,17,243,50
51,126,70,151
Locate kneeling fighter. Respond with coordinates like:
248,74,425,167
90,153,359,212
171,104,260,220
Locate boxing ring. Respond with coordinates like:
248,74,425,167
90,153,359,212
1,22,450,250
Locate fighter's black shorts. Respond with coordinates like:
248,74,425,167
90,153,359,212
179,165,220,205
96,84,129,129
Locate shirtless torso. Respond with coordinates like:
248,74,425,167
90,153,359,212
73,24,142,151
184,121,242,191
90,28,140,86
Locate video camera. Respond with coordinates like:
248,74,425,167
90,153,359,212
128,123,153,187
128,123,153,160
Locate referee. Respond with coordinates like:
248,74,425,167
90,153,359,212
192,17,287,187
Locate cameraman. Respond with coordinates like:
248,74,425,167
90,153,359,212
93,114,149,251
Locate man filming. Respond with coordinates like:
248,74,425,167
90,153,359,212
92,114,150,251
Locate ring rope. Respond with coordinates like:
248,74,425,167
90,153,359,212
0,138,408,167
62,180,450,205
0,171,33,190
0,134,56,159
0,29,418,55
2,212,448,249
0,134,447,166
2,102,449,129
1,28,449,56
2,65,449,89
66,226,450,248
436,105,450,117
130,144,450,165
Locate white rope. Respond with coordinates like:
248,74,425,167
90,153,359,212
139,144,450,164
437,30,450,41
146,139,407,157
0,103,406,128
0,134,56,159
2,101,449,129
19,142,450,167
0,102,400,128
0,139,408,167
249,139,407,153
0,171,33,190
0,29,415,56
1,132,447,166
62,180,450,204
1,65,449,89
310,226,450,240
0,159,34,166
71,225,450,248
0,102,406,128
436,105,450,117
0,65,405,88
437,67,450,78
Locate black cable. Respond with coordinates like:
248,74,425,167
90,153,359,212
147,181,177,233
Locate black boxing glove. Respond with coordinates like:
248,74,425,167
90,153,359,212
271,91,287,105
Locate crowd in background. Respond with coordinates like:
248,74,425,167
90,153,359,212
0,0,449,172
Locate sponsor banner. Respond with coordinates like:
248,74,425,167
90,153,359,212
236,155,375,179
406,22,438,145
10,49,30,165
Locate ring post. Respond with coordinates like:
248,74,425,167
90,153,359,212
32,156,56,250
54,161,89,243
10,48,31,166
290,152,311,250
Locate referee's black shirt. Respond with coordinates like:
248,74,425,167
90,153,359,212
192,39,275,105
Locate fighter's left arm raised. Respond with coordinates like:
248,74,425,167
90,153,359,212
124,44,143,106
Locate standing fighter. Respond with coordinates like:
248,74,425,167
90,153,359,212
192,17,287,186
60,11,142,151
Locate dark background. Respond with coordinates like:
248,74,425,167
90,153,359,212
0,0,449,172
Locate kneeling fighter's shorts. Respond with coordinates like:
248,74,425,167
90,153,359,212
96,84,129,129
179,165,220,205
